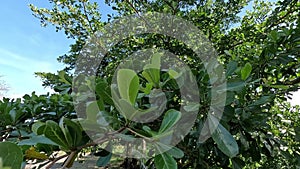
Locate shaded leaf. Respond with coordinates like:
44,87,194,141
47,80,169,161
154,153,177,169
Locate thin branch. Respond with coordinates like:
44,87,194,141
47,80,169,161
81,1,94,32
62,151,77,168
126,127,153,142
45,154,68,169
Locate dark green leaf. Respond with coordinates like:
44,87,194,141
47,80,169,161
96,152,112,167
154,153,177,169
43,120,69,149
226,61,238,77
209,115,239,158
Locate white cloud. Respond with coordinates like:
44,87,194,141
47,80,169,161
0,48,55,72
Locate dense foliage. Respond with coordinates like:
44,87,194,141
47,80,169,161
0,0,299,168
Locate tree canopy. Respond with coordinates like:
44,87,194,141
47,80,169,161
0,0,299,168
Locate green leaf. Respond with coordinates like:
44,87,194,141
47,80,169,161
227,81,245,92
142,53,162,87
32,121,45,135
240,63,252,80
231,157,245,169
43,120,69,149
86,101,100,122
166,147,184,159
117,69,139,105
250,95,274,106
209,115,239,158
96,152,112,167
183,103,200,112
159,109,181,134
0,142,23,169
168,69,179,79
59,118,73,148
18,135,59,146
96,80,114,105
62,118,83,147
154,153,177,169
295,127,300,142
226,61,238,77
117,99,137,119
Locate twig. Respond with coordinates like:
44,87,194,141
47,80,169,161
62,151,77,168
126,127,153,141
82,1,94,32
45,154,68,169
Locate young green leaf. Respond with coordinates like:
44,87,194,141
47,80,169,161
117,69,139,105
240,63,252,80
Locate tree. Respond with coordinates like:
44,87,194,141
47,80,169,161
0,0,299,168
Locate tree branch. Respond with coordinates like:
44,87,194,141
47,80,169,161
82,1,94,32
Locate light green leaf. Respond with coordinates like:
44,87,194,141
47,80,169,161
168,69,179,79
117,69,139,105
86,101,100,122
240,63,252,80
0,142,23,169
142,53,162,86
159,109,181,134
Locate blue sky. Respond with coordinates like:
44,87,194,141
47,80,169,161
0,0,112,98
0,0,298,105
0,1,72,98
